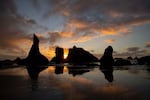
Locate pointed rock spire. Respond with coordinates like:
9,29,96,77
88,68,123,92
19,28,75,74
25,34,49,66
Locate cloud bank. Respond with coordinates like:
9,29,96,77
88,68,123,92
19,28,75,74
0,0,150,59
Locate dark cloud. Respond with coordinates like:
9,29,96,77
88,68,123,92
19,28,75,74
0,0,39,59
43,0,150,37
136,50,147,54
47,32,62,45
67,0,150,16
35,32,64,45
0,0,18,15
1,0,150,59
146,44,150,48
114,47,147,58
31,0,40,9
0,0,38,32
127,47,140,52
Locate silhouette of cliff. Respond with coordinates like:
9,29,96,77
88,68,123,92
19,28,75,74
138,56,150,65
0,59,14,68
18,34,49,66
100,46,114,67
114,58,131,66
0,57,21,68
66,46,98,64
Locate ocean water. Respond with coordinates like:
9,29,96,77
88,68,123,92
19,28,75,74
0,65,150,100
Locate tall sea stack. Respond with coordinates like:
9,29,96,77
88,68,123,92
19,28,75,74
55,47,64,63
22,34,49,66
100,46,114,66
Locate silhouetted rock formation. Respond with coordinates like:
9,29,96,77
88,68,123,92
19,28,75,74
100,46,114,67
51,47,64,63
127,56,138,65
0,59,14,68
0,57,24,68
114,58,131,66
56,47,64,63
66,46,98,64
99,45,114,82
138,56,150,65
18,34,49,66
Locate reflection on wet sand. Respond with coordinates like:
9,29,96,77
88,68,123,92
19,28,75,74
26,65,47,80
1,65,150,100
48,65,95,77
68,67,91,77
26,65,48,91
45,66,138,100
99,65,114,82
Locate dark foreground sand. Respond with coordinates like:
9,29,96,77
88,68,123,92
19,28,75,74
0,66,150,100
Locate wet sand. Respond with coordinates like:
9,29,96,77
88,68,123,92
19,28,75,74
0,65,150,100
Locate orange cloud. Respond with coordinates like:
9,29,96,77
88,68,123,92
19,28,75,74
108,11,123,18
61,9,71,16
67,19,88,29
0,38,32,59
104,39,115,44
93,27,130,36
71,35,96,43
147,41,150,44
100,28,118,35
48,46,56,59
60,31,74,37
146,41,150,47
39,46,51,60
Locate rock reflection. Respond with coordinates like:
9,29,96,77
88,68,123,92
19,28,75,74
26,65,48,91
55,65,64,74
68,67,90,77
50,65,95,77
99,66,114,82
26,65,47,80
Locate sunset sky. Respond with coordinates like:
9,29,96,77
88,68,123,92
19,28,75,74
0,0,150,60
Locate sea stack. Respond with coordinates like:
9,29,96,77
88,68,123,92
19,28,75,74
66,46,98,64
24,34,49,66
100,46,114,67
55,47,64,63
50,47,64,64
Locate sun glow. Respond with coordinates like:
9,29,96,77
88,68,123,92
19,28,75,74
64,54,68,59
64,48,69,59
